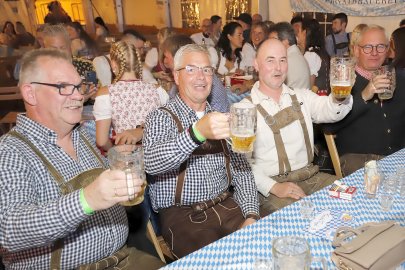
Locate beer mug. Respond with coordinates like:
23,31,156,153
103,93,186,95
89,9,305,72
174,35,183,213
272,236,327,270
330,57,355,99
108,145,146,206
374,65,396,100
364,160,383,199
228,103,257,153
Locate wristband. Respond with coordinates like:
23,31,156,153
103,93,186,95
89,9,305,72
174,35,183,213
189,125,204,145
79,188,95,215
192,122,206,142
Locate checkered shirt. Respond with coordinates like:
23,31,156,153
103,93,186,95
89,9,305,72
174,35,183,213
0,115,128,269
143,95,259,217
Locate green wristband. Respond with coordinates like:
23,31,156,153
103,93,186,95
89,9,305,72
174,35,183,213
79,188,94,215
192,122,206,142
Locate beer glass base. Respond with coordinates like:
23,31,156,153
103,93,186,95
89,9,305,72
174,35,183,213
365,193,376,199
120,195,145,206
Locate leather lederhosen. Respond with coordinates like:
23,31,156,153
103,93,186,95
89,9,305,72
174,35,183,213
159,107,232,207
8,130,107,270
246,94,318,182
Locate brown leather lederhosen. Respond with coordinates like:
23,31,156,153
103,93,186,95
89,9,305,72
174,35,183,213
159,107,232,207
245,94,317,182
8,130,110,270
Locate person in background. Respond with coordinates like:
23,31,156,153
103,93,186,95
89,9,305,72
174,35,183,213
210,15,222,45
34,24,46,49
399,18,405,27
252,13,263,24
94,16,109,42
323,25,405,176
389,27,405,72
44,1,71,25
0,48,164,270
242,22,269,67
161,35,229,112
269,22,311,89
349,24,368,58
191,18,214,47
301,19,330,94
234,13,252,43
325,13,350,57
143,43,259,258
66,21,98,59
0,21,17,48
93,41,163,151
144,27,175,72
291,16,305,53
243,38,352,215
14,22,35,48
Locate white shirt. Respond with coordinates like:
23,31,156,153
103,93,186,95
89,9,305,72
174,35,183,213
190,32,215,47
214,51,247,75
286,44,311,89
241,82,353,196
144,47,158,70
304,51,322,77
241,42,256,67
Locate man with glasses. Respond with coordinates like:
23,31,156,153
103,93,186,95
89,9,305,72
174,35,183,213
143,44,259,258
0,49,164,269
324,25,405,176
191,18,215,47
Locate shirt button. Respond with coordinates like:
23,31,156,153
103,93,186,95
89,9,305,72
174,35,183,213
387,129,391,133
389,146,392,150
373,99,378,104
384,113,387,118
336,111,340,114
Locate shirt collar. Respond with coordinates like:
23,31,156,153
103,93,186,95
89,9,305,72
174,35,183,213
173,94,212,120
252,82,292,104
15,114,80,145
355,64,373,80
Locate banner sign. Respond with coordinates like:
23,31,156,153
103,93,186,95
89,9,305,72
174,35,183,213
290,0,405,16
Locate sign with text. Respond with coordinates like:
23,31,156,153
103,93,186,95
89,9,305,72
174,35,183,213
291,0,405,16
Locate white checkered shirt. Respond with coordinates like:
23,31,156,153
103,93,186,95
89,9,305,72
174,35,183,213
0,115,128,269
143,95,259,217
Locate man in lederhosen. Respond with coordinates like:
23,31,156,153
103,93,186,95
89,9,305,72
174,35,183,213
0,49,164,269
143,44,260,259
242,38,353,216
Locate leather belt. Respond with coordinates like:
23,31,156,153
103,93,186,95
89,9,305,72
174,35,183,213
191,191,232,212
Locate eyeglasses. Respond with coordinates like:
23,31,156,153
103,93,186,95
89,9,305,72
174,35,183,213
358,44,388,54
176,65,215,76
30,82,88,96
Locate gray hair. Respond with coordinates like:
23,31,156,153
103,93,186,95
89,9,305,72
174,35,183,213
19,48,71,85
173,44,210,71
42,23,70,44
357,24,388,45
268,22,297,46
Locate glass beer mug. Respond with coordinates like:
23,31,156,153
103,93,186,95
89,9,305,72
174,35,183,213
108,145,146,206
272,236,327,270
228,103,257,153
330,57,356,99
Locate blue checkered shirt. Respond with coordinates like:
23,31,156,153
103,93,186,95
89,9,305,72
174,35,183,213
143,95,259,217
0,115,128,269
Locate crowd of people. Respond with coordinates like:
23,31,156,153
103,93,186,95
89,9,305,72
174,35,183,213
1,8,405,270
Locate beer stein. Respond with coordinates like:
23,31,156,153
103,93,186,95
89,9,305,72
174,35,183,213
374,65,396,100
108,145,146,206
272,236,327,270
330,57,355,99
228,102,257,153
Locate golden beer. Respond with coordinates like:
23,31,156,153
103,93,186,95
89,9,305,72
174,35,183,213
230,134,256,153
331,84,352,99
120,180,147,206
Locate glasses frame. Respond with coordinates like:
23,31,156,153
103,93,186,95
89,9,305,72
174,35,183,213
176,65,215,76
30,81,88,96
358,44,388,54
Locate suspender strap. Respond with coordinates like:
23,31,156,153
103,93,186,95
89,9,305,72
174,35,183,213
332,34,337,55
160,107,187,205
220,139,232,186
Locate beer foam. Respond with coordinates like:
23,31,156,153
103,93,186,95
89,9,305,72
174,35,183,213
332,81,351,87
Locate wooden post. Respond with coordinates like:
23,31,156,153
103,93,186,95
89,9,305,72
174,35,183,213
82,0,95,34
115,0,124,33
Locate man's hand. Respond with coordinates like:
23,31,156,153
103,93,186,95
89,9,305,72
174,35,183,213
361,74,391,102
83,169,144,211
114,128,143,145
194,112,230,140
83,83,97,102
270,182,306,200
240,218,256,228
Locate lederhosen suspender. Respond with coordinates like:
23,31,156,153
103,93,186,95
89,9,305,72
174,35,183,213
159,107,232,206
245,95,313,175
332,33,350,55
8,130,106,270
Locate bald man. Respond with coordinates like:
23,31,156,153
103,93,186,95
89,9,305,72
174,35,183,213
190,18,215,47
240,39,353,215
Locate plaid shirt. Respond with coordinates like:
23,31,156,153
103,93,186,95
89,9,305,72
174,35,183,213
0,115,128,269
143,95,259,217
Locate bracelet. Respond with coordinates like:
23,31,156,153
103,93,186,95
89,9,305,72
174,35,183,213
246,213,260,221
79,188,95,215
192,123,206,142
188,125,204,145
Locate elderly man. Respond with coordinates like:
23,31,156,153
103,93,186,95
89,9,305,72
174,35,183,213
269,22,311,89
242,39,353,215
324,25,405,176
0,49,164,269
143,44,259,258
191,18,215,47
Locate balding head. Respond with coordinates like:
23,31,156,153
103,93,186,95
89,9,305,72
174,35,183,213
255,38,288,93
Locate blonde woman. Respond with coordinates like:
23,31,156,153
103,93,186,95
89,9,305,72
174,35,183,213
93,41,163,151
